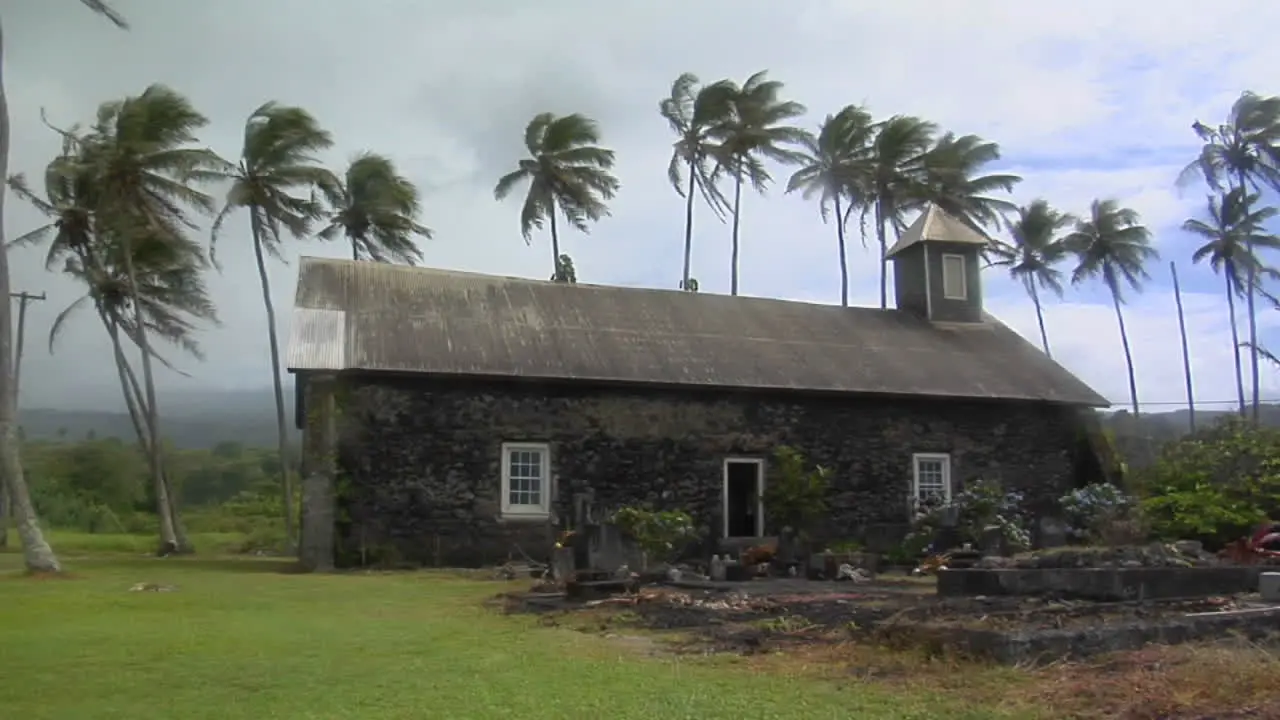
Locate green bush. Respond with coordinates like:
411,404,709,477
1137,417,1280,548
906,478,1030,554
762,446,830,539
611,507,698,566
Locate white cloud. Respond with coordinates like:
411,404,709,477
9,0,1280,414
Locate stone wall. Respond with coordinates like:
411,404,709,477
330,375,1088,567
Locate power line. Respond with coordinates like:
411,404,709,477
1135,398,1280,407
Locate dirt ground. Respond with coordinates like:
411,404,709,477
504,577,1280,719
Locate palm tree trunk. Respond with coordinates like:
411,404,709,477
1028,279,1051,357
250,209,296,554
1111,289,1140,416
119,240,180,556
681,165,696,290
875,197,888,309
730,169,743,297
1238,170,1261,423
549,199,562,279
1171,261,1196,433
1224,266,1247,417
0,16,59,572
834,194,849,307
351,239,359,262
109,315,190,552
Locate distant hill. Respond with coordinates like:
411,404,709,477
18,387,298,450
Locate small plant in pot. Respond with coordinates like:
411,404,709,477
610,506,699,574
763,446,831,570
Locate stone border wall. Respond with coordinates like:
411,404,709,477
937,567,1263,601
891,607,1280,665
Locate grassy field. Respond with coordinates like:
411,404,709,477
1,532,1007,720
3,532,1279,720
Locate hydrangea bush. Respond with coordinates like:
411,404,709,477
904,478,1031,555
1060,483,1141,544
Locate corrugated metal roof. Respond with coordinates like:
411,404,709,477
286,256,1110,407
885,204,990,259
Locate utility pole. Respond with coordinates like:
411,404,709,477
9,291,45,405
3,291,44,548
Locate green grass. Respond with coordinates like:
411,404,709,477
0,539,1024,720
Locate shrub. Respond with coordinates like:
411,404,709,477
762,446,830,539
1137,417,1280,548
1061,483,1146,545
611,507,699,567
906,478,1030,554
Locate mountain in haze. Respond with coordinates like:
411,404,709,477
19,387,298,449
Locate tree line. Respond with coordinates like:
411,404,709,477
1,2,1278,573
7,434,287,546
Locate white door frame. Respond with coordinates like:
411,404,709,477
721,457,765,538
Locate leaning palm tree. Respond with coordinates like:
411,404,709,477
319,152,432,264
912,132,1021,251
0,0,128,572
660,73,736,290
8,147,212,555
74,85,227,554
494,112,619,281
711,70,807,296
213,102,337,552
863,115,937,308
1064,199,1158,416
1181,91,1280,422
785,105,875,306
988,200,1073,358
1182,188,1279,417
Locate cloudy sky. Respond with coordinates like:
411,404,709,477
6,0,1280,413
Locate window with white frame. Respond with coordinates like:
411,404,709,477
941,254,967,300
501,443,551,517
911,453,952,505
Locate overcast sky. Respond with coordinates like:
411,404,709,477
7,0,1280,413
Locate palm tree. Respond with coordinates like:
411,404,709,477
863,115,937,308
0,0,127,572
1065,199,1158,416
213,102,337,552
988,200,1073,358
7,158,209,556
913,132,1021,249
659,73,736,290
494,113,618,281
74,85,226,554
319,152,432,264
1181,188,1279,416
9,129,215,556
1181,91,1280,422
785,105,875,306
711,71,807,296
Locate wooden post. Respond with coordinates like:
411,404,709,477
3,291,44,548
299,373,337,572
9,291,44,405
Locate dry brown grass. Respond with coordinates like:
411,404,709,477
542,596,1280,720
736,633,1280,719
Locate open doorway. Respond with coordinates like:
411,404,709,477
722,458,764,538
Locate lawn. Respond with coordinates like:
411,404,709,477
4,535,1279,720
0,535,1009,720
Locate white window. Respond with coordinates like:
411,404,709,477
501,443,551,518
912,453,953,505
941,254,967,300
